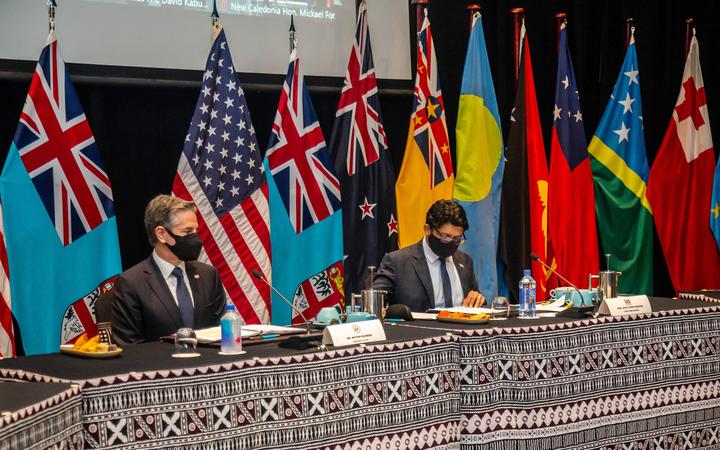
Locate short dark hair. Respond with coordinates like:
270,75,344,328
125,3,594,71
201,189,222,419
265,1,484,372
144,195,196,245
425,200,468,230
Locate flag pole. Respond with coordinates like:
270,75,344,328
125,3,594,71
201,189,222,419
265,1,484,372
411,0,429,32
684,18,695,58
467,3,480,31
511,7,525,86
555,12,567,51
289,15,296,52
211,0,221,40
48,0,57,34
625,17,634,49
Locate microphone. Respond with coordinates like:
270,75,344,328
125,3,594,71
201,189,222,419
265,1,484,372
252,270,311,335
529,253,594,318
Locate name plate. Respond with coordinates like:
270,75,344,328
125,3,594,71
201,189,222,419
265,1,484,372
322,319,386,347
597,295,651,316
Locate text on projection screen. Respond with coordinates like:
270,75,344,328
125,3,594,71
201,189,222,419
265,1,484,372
0,0,410,79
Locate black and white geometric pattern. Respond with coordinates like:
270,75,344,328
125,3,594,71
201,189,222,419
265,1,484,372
0,383,83,450
1,335,462,449
3,305,720,450
454,306,720,448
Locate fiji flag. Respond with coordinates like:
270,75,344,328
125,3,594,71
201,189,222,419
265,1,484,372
329,0,397,295
548,23,599,287
453,12,504,302
0,32,121,354
264,42,344,325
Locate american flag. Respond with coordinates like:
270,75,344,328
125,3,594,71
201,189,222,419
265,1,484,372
0,200,14,357
12,35,114,246
266,47,342,234
173,26,271,324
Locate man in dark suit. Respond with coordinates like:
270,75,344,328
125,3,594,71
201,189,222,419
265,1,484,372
373,200,485,312
112,195,226,344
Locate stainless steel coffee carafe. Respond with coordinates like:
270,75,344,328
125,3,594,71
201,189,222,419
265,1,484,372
360,266,387,318
588,254,622,303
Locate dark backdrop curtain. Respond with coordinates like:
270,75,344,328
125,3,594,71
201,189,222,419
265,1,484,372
2,0,719,298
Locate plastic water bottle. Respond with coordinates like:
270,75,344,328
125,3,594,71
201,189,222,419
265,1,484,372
519,269,537,319
220,304,243,354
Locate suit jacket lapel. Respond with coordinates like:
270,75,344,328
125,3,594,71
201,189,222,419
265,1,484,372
410,241,435,310
453,255,469,293
143,257,183,329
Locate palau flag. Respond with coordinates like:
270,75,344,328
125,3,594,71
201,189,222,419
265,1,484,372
329,0,397,295
0,32,121,355
453,12,503,302
264,42,345,325
548,23,599,288
499,23,554,302
396,10,454,248
588,32,653,295
647,34,720,293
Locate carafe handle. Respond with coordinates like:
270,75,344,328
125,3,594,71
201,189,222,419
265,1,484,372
588,274,599,290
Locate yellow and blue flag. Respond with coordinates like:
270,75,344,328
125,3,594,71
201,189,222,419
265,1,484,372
396,11,454,248
453,12,504,301
589,32,653,294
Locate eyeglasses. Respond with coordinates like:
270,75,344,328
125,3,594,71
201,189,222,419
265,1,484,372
432,229,465,245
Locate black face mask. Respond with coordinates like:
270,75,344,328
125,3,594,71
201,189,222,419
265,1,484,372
165,229,203,261
427,234,460,259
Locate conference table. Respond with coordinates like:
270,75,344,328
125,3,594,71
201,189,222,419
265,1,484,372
0,381,83,450
0,325,462,450
0,297,719,450
398,297,720,449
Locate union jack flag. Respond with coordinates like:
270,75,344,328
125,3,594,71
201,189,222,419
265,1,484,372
412,13,453,188
329,0,397,294
13,34,114,246
266,48,342,234
173,26,271,324
334,4,387,177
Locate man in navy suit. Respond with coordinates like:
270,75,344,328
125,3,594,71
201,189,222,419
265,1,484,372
111,195,225,344
373,200,484,312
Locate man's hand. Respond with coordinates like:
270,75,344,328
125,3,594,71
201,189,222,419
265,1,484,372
462,290,485,308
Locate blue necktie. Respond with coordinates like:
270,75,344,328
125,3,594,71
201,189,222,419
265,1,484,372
439,258,453,308
171,267,194,327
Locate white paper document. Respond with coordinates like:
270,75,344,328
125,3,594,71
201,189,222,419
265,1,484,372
431,306,495,315
536,297,570,312
194,326,259,343
411,312,438,320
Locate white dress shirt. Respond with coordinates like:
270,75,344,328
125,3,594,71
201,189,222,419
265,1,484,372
422,237,464,308
152,250,195,307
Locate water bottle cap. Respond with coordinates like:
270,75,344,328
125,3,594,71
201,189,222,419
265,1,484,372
225,303,236,311
524,269,531,276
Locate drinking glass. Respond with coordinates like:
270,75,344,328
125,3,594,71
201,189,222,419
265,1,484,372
491,296,510,320
173,327,200,358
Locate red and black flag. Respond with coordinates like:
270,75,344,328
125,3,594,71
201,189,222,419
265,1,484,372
499,24,554,301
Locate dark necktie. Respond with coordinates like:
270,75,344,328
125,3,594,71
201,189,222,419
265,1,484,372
171,267,194,327
439,258,453,308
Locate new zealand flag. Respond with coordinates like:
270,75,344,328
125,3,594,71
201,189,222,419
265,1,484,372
329,1,397,295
